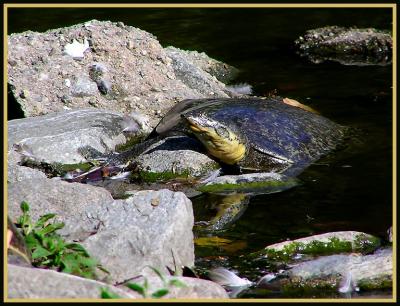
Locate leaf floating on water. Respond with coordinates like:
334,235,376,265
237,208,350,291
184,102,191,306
194,236,232,246
208,267,252,287
283,97,319,114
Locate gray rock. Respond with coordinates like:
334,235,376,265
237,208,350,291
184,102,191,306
295,26,392,66
70,76,99,97
165,47,233,98
8,177,195,283
7,264,137,299
135,136,220,181
122,274,229,299
8,20,233,126
7,264,228,299
7,150,47,183
8,108,133,164
284,247,393,291
265,231,380,252
82,189,195,282
165,46,239,83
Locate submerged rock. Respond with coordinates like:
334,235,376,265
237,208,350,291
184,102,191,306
282,247,393,292
194,193,250,232
295,26,392,66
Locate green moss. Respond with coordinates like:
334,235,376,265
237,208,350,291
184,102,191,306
115,135,146,153
21,159,95,178
353,233,381,254
53,162,95,173
254,237,364,262
134,169,191,183
358,276,392,290
197,178,297,194
281,276,338,297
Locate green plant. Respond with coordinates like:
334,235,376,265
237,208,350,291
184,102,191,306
101,266,187,299
16,201,108,279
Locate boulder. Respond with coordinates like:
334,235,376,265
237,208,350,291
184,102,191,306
7,20,236,124
8,178,195,283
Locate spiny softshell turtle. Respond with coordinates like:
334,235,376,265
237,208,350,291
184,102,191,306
143,96,345,176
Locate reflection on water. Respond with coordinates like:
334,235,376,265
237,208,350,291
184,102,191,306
8,7,393,298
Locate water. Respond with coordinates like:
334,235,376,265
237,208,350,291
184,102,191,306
8,7,393,298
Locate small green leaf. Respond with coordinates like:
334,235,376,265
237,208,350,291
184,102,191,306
65,243,90,256
25,233,40,249
151,289,169,298
20,201,30,213
126,282,146,297
168,279,187,288
77,256,98,268
36,222,65,236
35,213,56,228
31,246,52,259
100,288,121,299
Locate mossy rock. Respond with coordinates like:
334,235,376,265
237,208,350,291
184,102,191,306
252,232,381,262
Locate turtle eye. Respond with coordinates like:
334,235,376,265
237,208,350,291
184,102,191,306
215,126,230,139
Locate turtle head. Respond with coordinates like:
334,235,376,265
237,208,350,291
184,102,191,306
182,114,246,165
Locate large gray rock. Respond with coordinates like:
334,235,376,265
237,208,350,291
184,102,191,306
8,108,134,164
8,177,195,283
82,189,195,283
8,20,236,125
7,264,137,299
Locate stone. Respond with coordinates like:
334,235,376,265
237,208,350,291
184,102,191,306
8,109,131,164
8,177,195,283
294,26,392,66
7,264,137,299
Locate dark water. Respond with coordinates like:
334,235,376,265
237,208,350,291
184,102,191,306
8,8,393,298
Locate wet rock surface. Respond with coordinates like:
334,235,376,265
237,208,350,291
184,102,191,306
8,20,236,125
264,231,381,254
197,172,299,195
295,26,392,65
282,247,393,292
